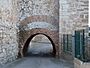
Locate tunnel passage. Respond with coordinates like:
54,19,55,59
23,34,55,57
18,28,59,57
18,15,60,58
27,34,53,57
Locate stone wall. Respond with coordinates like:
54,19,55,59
16,0,59,49
17,0,59,30
0,0,18,64
17,0,59,21
60,0,88,34
0,0,89,65
59,0,89,62
0,0,59,64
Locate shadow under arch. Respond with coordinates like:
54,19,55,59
22,33,56,57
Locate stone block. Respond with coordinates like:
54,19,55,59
74,58,90,68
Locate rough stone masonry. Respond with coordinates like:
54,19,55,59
0,0,89,65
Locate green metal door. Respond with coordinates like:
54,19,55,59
75,30,85,60
75,31,80,59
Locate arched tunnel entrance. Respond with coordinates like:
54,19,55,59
22,33,56,57
18,28,59,58
18,15,60,58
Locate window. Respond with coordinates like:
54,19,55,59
63,34,72,54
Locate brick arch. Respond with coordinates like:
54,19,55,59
19,28,59,57
22,33,56,57
19,15,59,58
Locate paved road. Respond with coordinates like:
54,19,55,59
2,42,74,68
2,45,73,68
3,57,73,68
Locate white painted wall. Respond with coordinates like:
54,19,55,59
25,22,57,31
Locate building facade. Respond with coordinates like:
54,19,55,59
0,0,89,66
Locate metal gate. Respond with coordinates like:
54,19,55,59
75,30,85,60
63,34,72,54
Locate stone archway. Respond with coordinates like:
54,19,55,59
18,28,59,57
22,33,56,57
18,15,60,58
